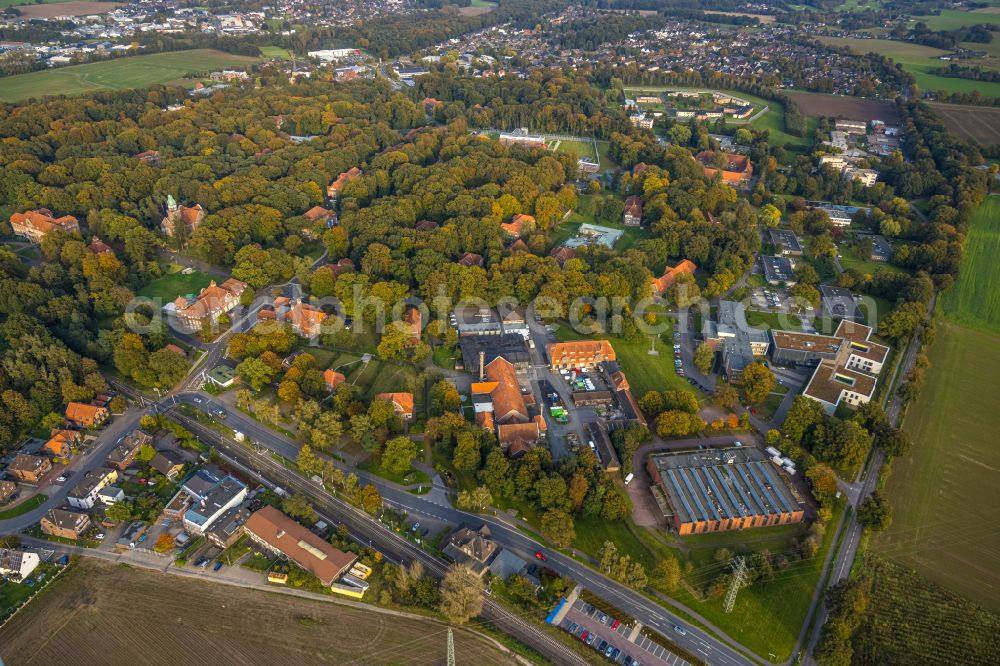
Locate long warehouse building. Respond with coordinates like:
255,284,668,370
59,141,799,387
646,448,803,535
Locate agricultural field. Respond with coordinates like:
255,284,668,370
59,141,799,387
0,49,262,103
853,556,1000,664
13,1,120,17
910,8,1000,32
0,559,515,665
930,101,1000,145
940,196,1000,333
875,197,1000,610
875,319,1000,611
137,268,214,303
783,90,899,124
0,0,73,8
817,35,1000,97
458,0,496,15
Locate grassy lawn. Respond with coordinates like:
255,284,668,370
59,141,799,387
940,196,1000,333
0,49,262,102
552,138,598,161
553,319,693,397
432,345,458,370
357,459,431,486
259,46,292,59
0,0,76,7
838,243,905,277
818,36,1000,97
758,384,789,420
557,194,650,252
137,269,214,302
0,494,47,519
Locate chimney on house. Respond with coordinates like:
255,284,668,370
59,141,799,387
479,351,485,381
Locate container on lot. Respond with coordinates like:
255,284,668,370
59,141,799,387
784,466,797,476
781,456,795,467
770,455,784,466
766,446,781,457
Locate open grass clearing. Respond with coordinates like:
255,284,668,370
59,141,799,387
137,269,214,303
910,8,1000,31
0,49,262,103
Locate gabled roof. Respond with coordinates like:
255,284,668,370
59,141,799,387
303,206,333,222
375,392,414,417
650,260,697,294
483,357,528,424
244,506,356,586
323,369,346,389
458,252,484,267
65,402,106,422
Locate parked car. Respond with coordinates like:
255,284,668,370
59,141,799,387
213,561,223,571
580,631,590,642
597,640,608,652
586,634,597,646
611,619,620,629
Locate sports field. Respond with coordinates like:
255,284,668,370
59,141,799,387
0,49,261,102
929,102,1000,145
875,200,1000,612
0,559,514,664
552,138,599,161
940,196,1000,332
817,36,1000,97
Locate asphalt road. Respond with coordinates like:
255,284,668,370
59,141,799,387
168,393,758,666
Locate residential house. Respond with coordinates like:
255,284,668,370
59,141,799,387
404,307,422,346
695,151,753,187
549,246,575,267
323,369,346,391
318,258,355,279
0,549,40,581
244,506,357,586
170,278,247,331
303,206,335,226
375,392,414,421
67,468,119,510
546,340,617,371
181,468,223,502
501,213,534,240
205,506,251,549
43,429,80,458
623,195,643,227
457,252,484,268
160,195,206,237
97,486,124,505
7,455,51,483
650,260,696,295
150,450,186,478
183,475,247,534
65,402,109,429
134,149,160,165
88,237,114,255
286,299,328,337
415,219,439,232
40,508,91,540
442,525,497,577
9,209,79,243
327,167,362,201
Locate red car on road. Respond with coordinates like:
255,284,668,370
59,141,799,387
535,551,548,562
580,631,589,642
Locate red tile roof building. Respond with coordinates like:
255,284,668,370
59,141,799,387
160,197,206,237
172,278,247,330
695,151,753,186
458,252,484,268
472,357,543,456
501,213,534,240
376,392,414,420
10,209,79,243
65,402,110,428
244,506,357,586
623,195,643,227
546,340,617,371
650,260,697,295
327,167,362,200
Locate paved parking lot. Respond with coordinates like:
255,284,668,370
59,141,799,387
557,599,691,666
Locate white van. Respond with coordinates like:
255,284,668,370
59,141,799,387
624,473,634,485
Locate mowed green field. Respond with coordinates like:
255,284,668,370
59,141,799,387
818,36,1000,97
911,8,1000,32
0,49,261,102
874,321,1000,612
0,0,71,7
940,196,1000,332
